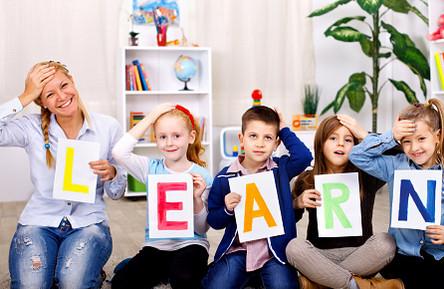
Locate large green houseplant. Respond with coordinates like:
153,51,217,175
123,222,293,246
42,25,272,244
310,0,429,132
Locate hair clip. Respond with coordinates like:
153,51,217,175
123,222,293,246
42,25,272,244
175,105,195,129
44,143,50,149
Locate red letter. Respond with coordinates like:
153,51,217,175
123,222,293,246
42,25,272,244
157,182,188,230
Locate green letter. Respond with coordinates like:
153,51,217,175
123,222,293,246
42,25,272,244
323,183,352,229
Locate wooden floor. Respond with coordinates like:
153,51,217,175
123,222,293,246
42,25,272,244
0,186,390,288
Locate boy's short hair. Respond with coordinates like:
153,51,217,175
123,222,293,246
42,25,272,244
241,106,280,135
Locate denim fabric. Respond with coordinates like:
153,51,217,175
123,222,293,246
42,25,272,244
202,251,299,289
349,130,444,260
9,221,112,289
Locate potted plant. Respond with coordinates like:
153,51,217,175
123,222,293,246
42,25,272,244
293,84,320,130
310,0,429,132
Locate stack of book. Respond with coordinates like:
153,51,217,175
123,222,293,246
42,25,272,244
435,51,444,91
126,59,152,91
129,111,146,141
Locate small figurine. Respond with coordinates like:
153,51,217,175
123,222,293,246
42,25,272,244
429,14,444,41
251,89,262,106
129,31,139,46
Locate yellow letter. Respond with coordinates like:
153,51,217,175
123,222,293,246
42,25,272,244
244,183,277,232
63,147,89,194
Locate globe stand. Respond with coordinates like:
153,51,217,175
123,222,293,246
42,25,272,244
179,79,193,91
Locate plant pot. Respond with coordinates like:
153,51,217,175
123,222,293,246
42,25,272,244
292,114,318,130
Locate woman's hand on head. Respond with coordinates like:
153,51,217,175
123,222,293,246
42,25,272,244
191,173,206,199
426,225,444,245
337,114,368,141
19,64,56,107
295,189,321,209
392,117,416,142
89,160,116,181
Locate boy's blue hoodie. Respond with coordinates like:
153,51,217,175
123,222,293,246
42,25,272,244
207,127,313,264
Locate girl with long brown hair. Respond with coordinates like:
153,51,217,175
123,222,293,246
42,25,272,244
286,115,401,289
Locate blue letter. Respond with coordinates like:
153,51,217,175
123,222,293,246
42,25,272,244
398,179,436,222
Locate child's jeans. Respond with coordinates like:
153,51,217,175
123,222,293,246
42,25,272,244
9,220,112,289
202,251,299,289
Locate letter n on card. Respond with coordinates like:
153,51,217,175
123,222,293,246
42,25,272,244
315,172,362,237
147,174,194,239
229,171,284,243
391,170,442,230
53,139,100,204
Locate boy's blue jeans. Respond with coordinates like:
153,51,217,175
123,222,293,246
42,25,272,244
9,220,112,289
202,251,299,289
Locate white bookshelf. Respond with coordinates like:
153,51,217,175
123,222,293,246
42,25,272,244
429,1,444,97
119,46,213,196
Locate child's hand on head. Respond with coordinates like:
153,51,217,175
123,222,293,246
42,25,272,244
191,173,206,199
273,107,286,130
426,225,444,244
225,192,241,212
393,117,416,142
294,189,321,209
149,103,176,123
337,114,368,141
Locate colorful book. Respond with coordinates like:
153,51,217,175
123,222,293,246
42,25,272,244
140,63,152,91
132,60,148,91
133,65,142,91
435,51,444,90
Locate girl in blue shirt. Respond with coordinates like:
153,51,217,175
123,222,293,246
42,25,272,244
2,62,126,289
111,103,212,289
349,98,444,289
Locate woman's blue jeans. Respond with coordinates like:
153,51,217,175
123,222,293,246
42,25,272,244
9,220,112,289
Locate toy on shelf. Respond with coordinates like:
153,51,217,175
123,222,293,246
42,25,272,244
252,89,262,106
429,14,444,41
153,7,169,46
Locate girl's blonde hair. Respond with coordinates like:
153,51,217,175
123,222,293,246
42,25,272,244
399,98,444,165
154,107,206,167
33,61,90,167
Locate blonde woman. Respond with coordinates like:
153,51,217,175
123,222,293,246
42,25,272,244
1,62,126,289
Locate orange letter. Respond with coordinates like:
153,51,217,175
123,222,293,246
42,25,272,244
244,183,277,232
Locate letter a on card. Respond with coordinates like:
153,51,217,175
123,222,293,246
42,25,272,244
147,174,194,239
391,170,442,230
53,139,100,203
315,173,362,237
229,171,284,243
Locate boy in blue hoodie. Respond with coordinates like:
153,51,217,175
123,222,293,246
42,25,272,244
202,106,312,289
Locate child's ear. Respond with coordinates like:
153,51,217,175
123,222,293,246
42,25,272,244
238,132,244,144
189,130,196,144
274,139,281,151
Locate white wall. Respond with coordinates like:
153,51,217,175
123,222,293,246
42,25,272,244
312,0,429,133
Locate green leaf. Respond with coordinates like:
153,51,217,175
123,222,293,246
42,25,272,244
325,26,369,42
308,0,352,17
409,6,428,24
334,83,351,113
349,72,366,85
359,38,373,57
346,72,367,112
357,0,383,14
347,84,366,112
389,79,419,104
382,22,430,80
331,16,367,27
321,100,335,115
383,0,428,24
378,52,392,58
383,0,410,13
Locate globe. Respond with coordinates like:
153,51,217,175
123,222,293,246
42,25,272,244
174,55,197,91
